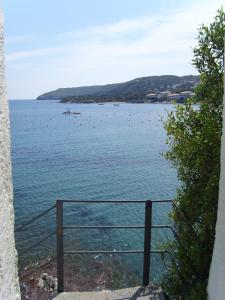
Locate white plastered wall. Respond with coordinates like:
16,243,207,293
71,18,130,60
0,5,21,300
207,55,225,299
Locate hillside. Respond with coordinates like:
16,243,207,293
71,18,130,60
37,75,199,103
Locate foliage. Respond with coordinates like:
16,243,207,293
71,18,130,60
162,8,225,299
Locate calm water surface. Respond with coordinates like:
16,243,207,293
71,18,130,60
10,100,178,285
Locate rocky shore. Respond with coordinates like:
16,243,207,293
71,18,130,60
20,255,139,300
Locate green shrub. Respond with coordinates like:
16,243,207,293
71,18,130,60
162,8,225,300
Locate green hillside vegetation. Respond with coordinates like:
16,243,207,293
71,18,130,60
37,75,199,103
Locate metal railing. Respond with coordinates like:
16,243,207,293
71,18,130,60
15,204,57,278
16,204,56,233
56,199,173,293
15,199,173,293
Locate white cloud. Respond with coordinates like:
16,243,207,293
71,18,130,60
5,0,224,98
6,45,67,62
62,14,163,41
5,34,33,45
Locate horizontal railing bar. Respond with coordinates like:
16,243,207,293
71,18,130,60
151,225,172,229
63,225,172,229
61,200,146,203
60,200,173,204
15,204,56,232
64,250,167,254
63,225,145,229
65,250,143,254
151,200,173,203
21,231,56,255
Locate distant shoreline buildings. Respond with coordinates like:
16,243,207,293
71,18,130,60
146,90,194,103
145,78,197,103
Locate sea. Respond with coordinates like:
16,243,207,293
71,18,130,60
10,100,179,287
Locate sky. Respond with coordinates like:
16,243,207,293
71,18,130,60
2,0,225,99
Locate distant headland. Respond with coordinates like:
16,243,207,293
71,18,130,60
37,75,199,104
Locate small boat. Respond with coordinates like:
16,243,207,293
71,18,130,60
113,104,120,106
62,109,81,115
63,109,71,114
98,103,104,105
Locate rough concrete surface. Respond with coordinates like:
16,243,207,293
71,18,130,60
0,5,21,300
54,286,166,300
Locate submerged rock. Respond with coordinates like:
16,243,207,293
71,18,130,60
38,273,57,292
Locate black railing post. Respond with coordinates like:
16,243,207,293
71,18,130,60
56,200,64,293
143,200,152,286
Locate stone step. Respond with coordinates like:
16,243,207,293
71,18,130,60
54,286,166,300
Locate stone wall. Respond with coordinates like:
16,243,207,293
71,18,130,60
0,6,20,300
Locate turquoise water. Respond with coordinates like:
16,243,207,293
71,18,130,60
10,100,178,284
